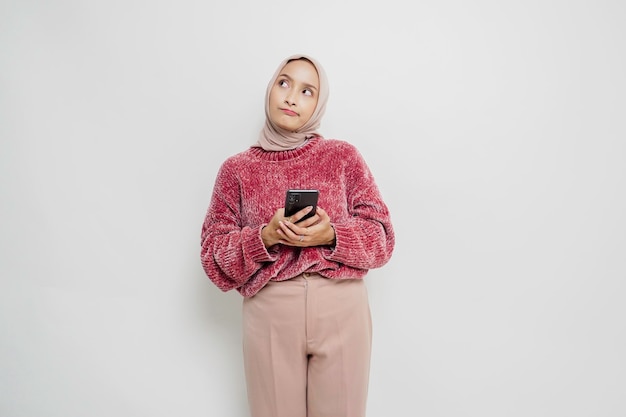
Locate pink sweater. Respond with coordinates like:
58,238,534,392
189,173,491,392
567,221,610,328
200,137,395,297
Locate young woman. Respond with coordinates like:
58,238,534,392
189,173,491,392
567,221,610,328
200,54,395,417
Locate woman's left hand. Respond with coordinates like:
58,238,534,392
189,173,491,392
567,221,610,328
277,206,336,247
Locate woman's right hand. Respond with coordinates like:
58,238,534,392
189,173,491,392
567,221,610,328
261,206,320,248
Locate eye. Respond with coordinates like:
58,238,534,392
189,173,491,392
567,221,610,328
303,89,313,97
278,79,289,88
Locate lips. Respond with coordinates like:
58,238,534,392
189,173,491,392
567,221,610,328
280,108,298,116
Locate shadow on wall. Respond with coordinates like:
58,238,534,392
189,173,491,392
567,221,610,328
189,263,248,412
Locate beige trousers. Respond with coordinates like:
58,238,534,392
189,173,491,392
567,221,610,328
242,273,372,417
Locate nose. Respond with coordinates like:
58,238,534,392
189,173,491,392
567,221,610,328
284,90,297,106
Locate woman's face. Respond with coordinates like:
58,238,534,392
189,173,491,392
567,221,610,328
268,59,320,132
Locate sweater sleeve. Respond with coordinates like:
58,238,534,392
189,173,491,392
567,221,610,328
200,161,278,292
321,146,395,270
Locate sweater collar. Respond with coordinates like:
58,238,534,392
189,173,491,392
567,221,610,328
248,136,322,162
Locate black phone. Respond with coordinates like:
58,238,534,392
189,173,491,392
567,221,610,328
284,189,319,222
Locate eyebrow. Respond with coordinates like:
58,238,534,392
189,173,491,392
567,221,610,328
278,73,319,92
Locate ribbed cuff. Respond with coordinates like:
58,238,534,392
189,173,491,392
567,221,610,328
242,225,278,263
320,222,355,264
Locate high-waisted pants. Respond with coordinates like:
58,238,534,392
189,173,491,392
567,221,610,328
242,273,372,417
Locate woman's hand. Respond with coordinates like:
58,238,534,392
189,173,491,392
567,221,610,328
261,206,335,248
279,206,335,247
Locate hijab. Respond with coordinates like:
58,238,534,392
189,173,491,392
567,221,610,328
254,54,329,151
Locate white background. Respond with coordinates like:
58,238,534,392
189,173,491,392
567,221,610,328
1,1,625,416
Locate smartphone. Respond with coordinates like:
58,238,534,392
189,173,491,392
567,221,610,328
284,189,319,222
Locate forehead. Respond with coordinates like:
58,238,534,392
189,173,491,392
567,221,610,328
280,60,320,88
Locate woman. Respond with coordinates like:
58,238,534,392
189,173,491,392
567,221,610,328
200,54,395,417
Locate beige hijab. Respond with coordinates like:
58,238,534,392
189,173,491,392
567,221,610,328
254,54,329,151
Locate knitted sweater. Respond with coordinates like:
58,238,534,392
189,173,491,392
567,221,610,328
200,136,395,297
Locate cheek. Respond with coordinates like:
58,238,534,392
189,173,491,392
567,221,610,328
268,87,282,105
304,100,318,118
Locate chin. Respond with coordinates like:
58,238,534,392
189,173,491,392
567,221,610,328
276,121,302,132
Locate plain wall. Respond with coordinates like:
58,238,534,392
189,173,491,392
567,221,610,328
1,1,625,416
